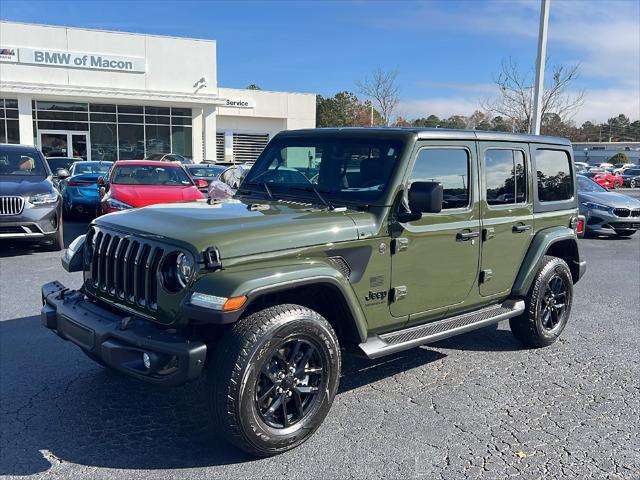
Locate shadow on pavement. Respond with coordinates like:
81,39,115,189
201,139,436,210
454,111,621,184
0,315,517,475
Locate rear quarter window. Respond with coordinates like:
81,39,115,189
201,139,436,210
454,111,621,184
535,149,573,202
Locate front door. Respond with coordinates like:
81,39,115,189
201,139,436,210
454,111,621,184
39,131,90,161
478,142,534,297
390,142,481,318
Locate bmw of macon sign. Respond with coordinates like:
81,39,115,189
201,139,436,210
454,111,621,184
3,47,145,73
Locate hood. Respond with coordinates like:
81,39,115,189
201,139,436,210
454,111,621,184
110,184,203,208
0,176,53,197
96,198,368,259
579,190,640,207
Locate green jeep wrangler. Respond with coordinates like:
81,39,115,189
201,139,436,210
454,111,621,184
42,128,586,456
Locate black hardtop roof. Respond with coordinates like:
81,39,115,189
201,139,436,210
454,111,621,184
278,127,571,146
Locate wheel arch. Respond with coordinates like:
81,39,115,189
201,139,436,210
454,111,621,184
512,226,584,297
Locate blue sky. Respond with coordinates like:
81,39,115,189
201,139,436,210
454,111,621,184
1,0,638,123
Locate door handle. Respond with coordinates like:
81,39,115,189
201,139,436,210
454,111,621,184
456,231,480,241
512,224,532,233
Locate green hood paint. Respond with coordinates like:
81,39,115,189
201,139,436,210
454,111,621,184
95,198,372,259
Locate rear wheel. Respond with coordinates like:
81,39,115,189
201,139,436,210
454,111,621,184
615,229,636,237
208,304,341,457
510,256,573,348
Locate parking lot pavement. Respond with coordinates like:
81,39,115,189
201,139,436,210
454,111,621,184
1,194,639,480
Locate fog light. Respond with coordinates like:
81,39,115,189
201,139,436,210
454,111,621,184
142,352,151,370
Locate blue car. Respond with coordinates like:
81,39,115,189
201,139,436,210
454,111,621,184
61,161,113,217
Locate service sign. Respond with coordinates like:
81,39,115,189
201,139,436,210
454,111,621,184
0,46,18,62
223,98,256,109
14,48,145,73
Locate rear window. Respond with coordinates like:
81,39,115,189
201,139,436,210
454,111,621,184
535,150,573,202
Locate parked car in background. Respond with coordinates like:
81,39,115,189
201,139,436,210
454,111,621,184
619,168,640,188
98,160,205,214
574,161,589,171
0,144,64,250
144,152,194,164
45,157,81,186
184,164,227,192
578,175,640,237
582,171,623,189
207,163,252,199
60,161,113,217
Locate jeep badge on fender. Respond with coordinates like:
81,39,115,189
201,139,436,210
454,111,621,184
42,127,585,456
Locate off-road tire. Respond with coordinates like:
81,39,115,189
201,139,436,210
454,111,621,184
615,229,636,237
510,255,573,348
208,304,341,457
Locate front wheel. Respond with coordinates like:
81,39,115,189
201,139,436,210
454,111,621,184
208,304,341,457
630,179,637,188
510,256,573,348
44,217,64,251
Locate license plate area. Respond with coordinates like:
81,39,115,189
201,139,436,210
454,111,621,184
61,315,96,351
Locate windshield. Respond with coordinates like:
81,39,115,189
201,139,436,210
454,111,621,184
242,137,404,204
187,166,225,177
0,149,47,176
46,158,75,172
73,162,112,175
577,175,607,193
111,165,193,186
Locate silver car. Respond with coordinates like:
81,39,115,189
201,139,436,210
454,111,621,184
578,175,640,237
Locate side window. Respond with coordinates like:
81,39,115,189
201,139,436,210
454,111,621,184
536,149,573,202
410,148,470,209
485,149,527,206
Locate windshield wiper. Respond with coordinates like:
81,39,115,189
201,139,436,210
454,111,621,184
240,181,274,199
288,185,335,210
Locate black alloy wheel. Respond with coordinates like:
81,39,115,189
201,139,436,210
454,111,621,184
256,337,324,429
539,275,568,332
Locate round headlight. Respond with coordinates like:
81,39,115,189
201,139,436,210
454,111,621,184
176,252,194,287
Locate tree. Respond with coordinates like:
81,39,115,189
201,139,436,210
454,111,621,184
246,84,261,90
357,67,400,126
608,152,631,164
413,115,441,128
482,57,584,133
316,91,381,127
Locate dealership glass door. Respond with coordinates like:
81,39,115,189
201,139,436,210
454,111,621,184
38,130,90,160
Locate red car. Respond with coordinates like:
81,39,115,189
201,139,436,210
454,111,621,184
584,171,623,189
98,161,206,214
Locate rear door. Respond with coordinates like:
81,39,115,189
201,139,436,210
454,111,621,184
479,142,534,297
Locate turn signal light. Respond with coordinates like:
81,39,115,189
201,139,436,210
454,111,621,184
223,296,248,311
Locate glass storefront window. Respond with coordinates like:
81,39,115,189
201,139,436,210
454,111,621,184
1,98,21,144
146,125,171,155
29,100,192,159
171,126,192,157
90,123,118,162
118,124,145,160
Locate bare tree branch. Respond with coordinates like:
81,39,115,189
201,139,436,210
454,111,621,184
482,57,584,133
357,67,400,126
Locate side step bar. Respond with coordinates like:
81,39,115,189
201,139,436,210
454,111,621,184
359,299,525,359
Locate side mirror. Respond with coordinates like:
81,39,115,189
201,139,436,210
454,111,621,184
97,176,105,186
408,181,443,214
197,179,209,188
56,168,70,179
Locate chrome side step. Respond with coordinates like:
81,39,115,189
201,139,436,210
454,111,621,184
359,299,525,359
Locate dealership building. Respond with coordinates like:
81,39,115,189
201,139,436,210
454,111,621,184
0,21,316,163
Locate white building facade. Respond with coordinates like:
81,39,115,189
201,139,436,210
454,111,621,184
0,21,315,163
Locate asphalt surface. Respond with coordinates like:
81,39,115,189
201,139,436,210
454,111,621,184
1,192,639,480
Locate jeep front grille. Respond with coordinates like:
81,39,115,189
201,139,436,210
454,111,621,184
90,230,165,310
0,196,25,216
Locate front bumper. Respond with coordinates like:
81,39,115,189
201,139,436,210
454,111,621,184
581,209,640,233
0,202,60,239
41,281,207,386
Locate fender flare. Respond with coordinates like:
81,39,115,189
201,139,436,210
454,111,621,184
187,262,369,342
511,226,583,297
